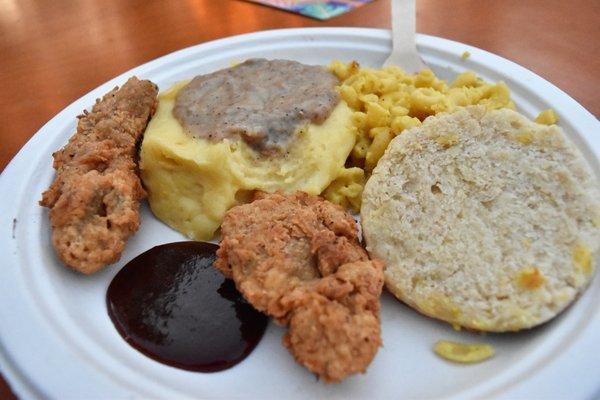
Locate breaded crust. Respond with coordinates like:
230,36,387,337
361,106,600,332
216,191,384,383
40,77,158,274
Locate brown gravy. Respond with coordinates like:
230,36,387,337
173,58,339,154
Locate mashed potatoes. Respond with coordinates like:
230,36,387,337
323,62,515,210
140,82,356,240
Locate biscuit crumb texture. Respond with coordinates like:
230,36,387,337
361,106,600,331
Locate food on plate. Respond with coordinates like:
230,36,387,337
107,242,267,372
323,61,514,211
433,340,494,364
140,59,356,240
535,109,559,125
40,77,158,274
361,106,600,331
173,58,339,154
215,191,384,383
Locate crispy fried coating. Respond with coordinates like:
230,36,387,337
40,77,158,274
216,191,384,383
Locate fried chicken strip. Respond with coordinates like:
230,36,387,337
40,77,158,274
216,191,384,383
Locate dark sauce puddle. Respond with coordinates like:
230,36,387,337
106,241,268,372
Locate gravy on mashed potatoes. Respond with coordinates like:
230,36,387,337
173,59,339,154
140,60,356,240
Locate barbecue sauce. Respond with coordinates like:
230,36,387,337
106,241,267,372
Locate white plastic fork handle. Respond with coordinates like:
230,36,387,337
383,0,428,72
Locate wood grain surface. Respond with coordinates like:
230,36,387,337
0,0,598,397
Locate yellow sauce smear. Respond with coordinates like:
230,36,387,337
436,133,460,148
573,244,593,275
434,340,494,364
513,132,535,145
418,294,462,323
518,267,545,290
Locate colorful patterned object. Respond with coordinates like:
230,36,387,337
245,0,374,20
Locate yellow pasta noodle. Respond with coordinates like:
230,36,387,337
535,109,559,125
322,167,365,212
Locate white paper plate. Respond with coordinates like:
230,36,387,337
1,28,599,400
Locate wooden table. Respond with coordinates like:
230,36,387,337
0,0,598,397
